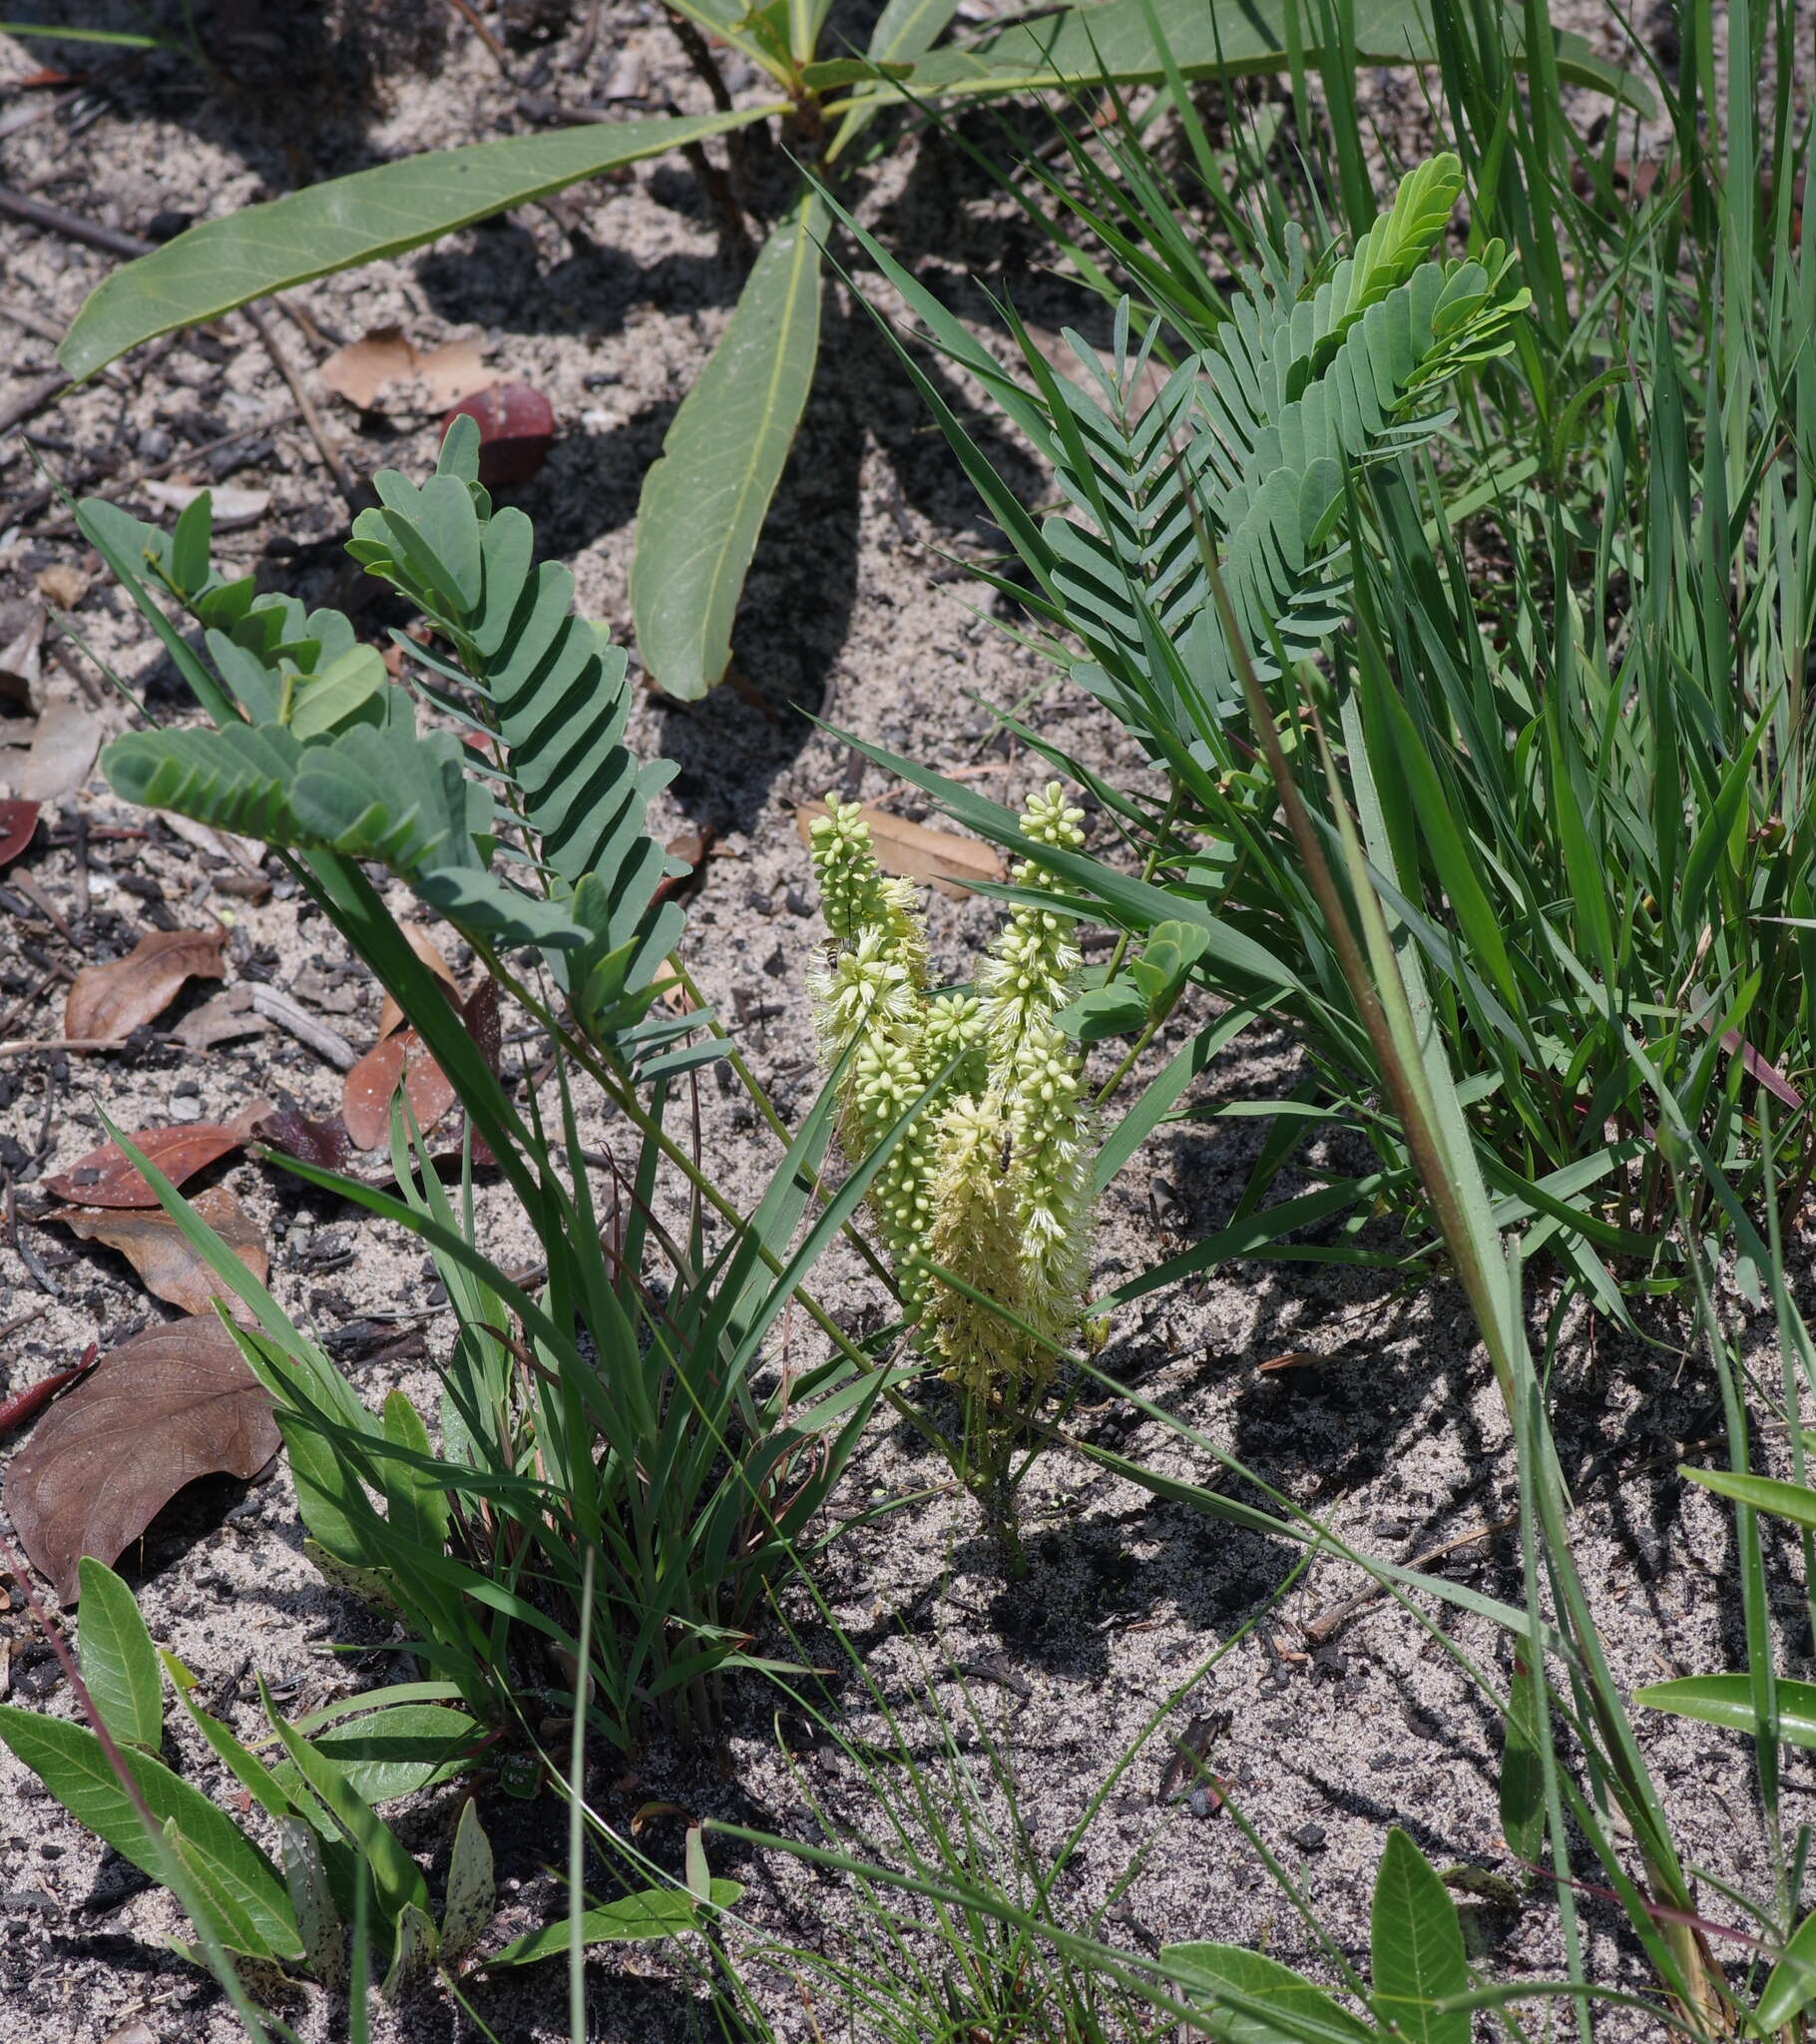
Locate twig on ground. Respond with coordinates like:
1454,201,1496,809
443,0,510,71
1299,1513,1520,1645
248,984,359,1071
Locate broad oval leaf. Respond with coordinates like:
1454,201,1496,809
1633,1674,1816,1749
75,1557,164,1752
1164,1941,1376,2044
4,1315,280,1602
51,1185,269,1317
631,192,825,699
59,110,780,379
268,1703,481,1804
0,1704,299,1959
1370,1828,1468,2044
438,1798,496,1966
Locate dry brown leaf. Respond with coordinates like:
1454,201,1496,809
342,1028,457,1151
158,809,265,873
4,1316,280,1603
5,698,101,802
0,797,38,869
376,926,461,1040
319,325,493,412
44,1125,244,1208
142,479,271,531
170,985,270,1052
793,799,1005,899
32,563,87,610
65,926,227,1041
50,1187,268,1317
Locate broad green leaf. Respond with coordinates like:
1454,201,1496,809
76,1559,163,1753
875,0,1647,109
485,1879,744,1967
0,1704,299,1959
1165,1941,1376,2044
280,1817,347,1988
1681,1463,1816,1531
381,1900,439,2000
1758,1908,1816,2028
261,1679,430,1926
1370,1829,1468,2044
59,109,780,378
269,1703,482,1804
1633,1674,1816,1749
631,190,825,698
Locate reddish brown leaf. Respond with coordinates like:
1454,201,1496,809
49,1188,268,1317
4,1316,280,1603
241,1099,354,1175
342,1029,457,1151
64,926,227,1041
376,926,462,1041
44,1125,243,1208
793,799,1005,900
0,798,39,868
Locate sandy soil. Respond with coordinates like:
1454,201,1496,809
0,2,1803,2041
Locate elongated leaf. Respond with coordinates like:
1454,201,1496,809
75,1559,164,1753
60,110,779,378
1680,1463,1816,1530
485,1880,743,1967
883,0,1646,107
269,1703,481,1804
439,1800,496,1966
1370,1829,1468,2044
631,191,825,698
0,1705,299,1959
1633,1674,1816,1749
1165,1941,1375,2044
1759,1909,1816,2028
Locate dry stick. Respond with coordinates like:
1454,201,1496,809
19,405,303,534
443,0,511,70
247,983,358,1071
0,1036,132,1057
0,370,79,438
1298,1512,1520,1645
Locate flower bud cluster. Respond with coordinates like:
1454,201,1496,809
808,783,1094,1398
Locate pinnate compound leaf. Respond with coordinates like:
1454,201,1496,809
75,1558,164,1752
0,1705,299,1958
59,110,779,379
4,1316,280,1602
44,1124,244,1208
1164,1942,1375,2044
485,1880,744,1967
1370,1828,1469,2044
51,1186,269,1316
632,192,824,699
64,926,227,1040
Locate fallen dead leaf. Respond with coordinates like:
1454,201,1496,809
377,925,462,1040
319,325,493,412
342,1028,457,1151
65,926,227,1041
170,984,271,1052
793,799,1005,899
5,698,100,802
32,563,87,610
241,1098,353,1175
0,797,38,868
142,479,271,531
44,1125,244,1208
158,809,265,873
0,600,44,702
50,1187,268,1317
4,1315,280,1603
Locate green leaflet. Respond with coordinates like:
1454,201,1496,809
58,110,780,378
1164,1942,1377,2044
75,1558,163,1753
631,191,827,699
486,1879,744,1967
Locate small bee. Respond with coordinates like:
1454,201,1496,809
998,1131,1014,1177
